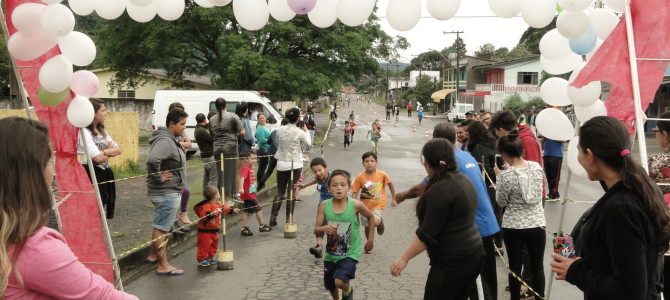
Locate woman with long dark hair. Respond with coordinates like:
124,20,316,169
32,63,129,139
236,101,255,155
78,98,121,219
269,107,310,227
495,131,546,300
390,138,483,300
209,97,245,202
0,117,137,299
467,121,504,253
551,116,670,300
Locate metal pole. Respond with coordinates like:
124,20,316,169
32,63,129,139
220,152,226,251
623,0,648,172
79,129,123,291
385,65,390,101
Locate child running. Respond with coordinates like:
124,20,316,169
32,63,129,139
238,150,272,236
343,121,352,149
314,169,375,300
295,157,332,258
366,122,381,154
193,187,237,267
352,152,396,243
348,118,357,143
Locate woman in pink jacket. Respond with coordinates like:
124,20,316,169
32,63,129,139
0,117,137,299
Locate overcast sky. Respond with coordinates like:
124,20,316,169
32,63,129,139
374,0,531,63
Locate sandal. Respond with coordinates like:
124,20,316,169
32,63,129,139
156,268,184,276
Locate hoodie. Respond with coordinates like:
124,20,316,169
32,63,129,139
193,199,232,233
146,128,186,195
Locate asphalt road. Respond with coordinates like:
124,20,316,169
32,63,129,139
125,98,623,300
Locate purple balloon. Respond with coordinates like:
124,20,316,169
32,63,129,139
287,0,316,14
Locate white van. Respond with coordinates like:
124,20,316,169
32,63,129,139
152,90,284,156
447,103,474,123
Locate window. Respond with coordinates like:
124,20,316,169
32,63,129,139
517,72,538,85
118,90,135,99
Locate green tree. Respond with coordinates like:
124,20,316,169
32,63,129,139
474,43,496,59
506,45,534,60
452,36,467,57
518,17,557,54
94,4,408,101
407,50,446,72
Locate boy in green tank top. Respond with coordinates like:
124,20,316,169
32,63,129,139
314,169,375,300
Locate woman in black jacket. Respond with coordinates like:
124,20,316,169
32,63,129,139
551,116,670,300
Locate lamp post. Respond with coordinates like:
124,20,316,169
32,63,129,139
443,30,464,114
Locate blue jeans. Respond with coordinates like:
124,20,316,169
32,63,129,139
150,193,180,232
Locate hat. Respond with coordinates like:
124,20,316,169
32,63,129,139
465,111,474,116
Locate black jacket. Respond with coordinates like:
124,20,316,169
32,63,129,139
567,181,663,300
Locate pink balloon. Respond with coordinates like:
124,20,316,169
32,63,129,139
69,70,100,97
287,0,316,14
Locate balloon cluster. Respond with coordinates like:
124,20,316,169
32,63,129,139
529,1,621,176
70,0,187,22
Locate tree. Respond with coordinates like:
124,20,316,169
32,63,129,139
506,45,534,60
94,4,408,101
474,43,496,59
451,36,467,57
518,17,557,54
407,50,446,72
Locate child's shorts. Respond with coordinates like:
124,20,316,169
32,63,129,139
323,257,358,290
358,209,382,227
243,199,261,214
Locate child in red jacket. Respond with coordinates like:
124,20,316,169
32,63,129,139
194,186,237,267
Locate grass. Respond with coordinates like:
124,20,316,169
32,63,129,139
111,159,147,179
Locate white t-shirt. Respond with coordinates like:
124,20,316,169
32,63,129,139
77,128,118,169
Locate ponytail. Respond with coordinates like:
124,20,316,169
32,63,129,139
496,129,524,159
214,97,227,124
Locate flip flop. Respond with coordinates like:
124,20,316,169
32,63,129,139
144,259,158,265
156,268,184,276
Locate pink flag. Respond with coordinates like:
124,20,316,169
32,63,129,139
570,0,670,131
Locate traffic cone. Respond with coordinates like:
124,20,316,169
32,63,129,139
424,130,429,140
412,125,416,133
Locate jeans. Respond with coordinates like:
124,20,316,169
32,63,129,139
276,168,302,199
502,227,546,300
202,156,217,188
150,193,181,232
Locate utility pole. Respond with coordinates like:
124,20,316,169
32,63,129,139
444,30,464,114
385,64,390,101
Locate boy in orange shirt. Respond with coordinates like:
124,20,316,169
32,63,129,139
193,186,237,267
352,152,396,242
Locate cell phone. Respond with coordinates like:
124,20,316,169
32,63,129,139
495,154,504,168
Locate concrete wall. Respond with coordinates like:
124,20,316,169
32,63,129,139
100,98,154,133
503,59,543,101
93,70,212,100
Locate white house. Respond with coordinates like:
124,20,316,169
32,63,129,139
471,55,543,111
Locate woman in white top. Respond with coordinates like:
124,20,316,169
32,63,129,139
269,107,310,227
494,131,545,300
78,98,122,219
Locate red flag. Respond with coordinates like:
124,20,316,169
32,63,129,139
570,0,670,131
5,0,114,283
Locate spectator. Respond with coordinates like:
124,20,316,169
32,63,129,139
194,113,216,188
490,110,542,168
255,113,272,188
269,108,310,227
0,117,138,299
465,111,475,120
210,97,245,202
529,110,537,136
552,116,670,300
145,109,189,276
78,98,121,219
166,102,192,225
456,119,474,152
258,118,286,191
236,101,255,155
306,106,317,152
517,109,527,126
481,112,492,129
542,137,564,200
494,131,546,300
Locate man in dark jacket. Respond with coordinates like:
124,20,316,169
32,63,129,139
194,113,216,188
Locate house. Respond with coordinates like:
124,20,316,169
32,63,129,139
470,55,543,112
91,69,214,132
441,56,498,112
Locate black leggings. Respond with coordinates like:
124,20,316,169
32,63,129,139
424,248,484,300
502,227,546,300
276,168,302,199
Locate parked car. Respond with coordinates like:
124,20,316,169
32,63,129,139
446,103,473,122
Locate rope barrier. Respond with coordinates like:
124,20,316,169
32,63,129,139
493,246,546,300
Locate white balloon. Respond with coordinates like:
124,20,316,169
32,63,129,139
67,95,95,128
128,0,153,6
536,108,575,141
521,0,557,28
12,4,47,32
156,0,184,21
488,0,522,18
210,0,232,6
567,136,587,176
269,0,296,22
386,0,421,31
39,54,73,93
40,4,75,37
585,38,604,61
568,61,587,82
58,31,97,66
556,10,589,39
233,0,269,31
42,0,63,4
68,0,95,15
193,0,214,8
308,0,337,28
127,1,157,22
541,77,572,106
541,55,583,75
575,99,606,123
337,0,376,27
95,0,127,20
568,81,601,106
589,8,619,40
602,0,624,12
557,0,592,12
539,29,572,60
427,0,460,21
7,31,57,61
